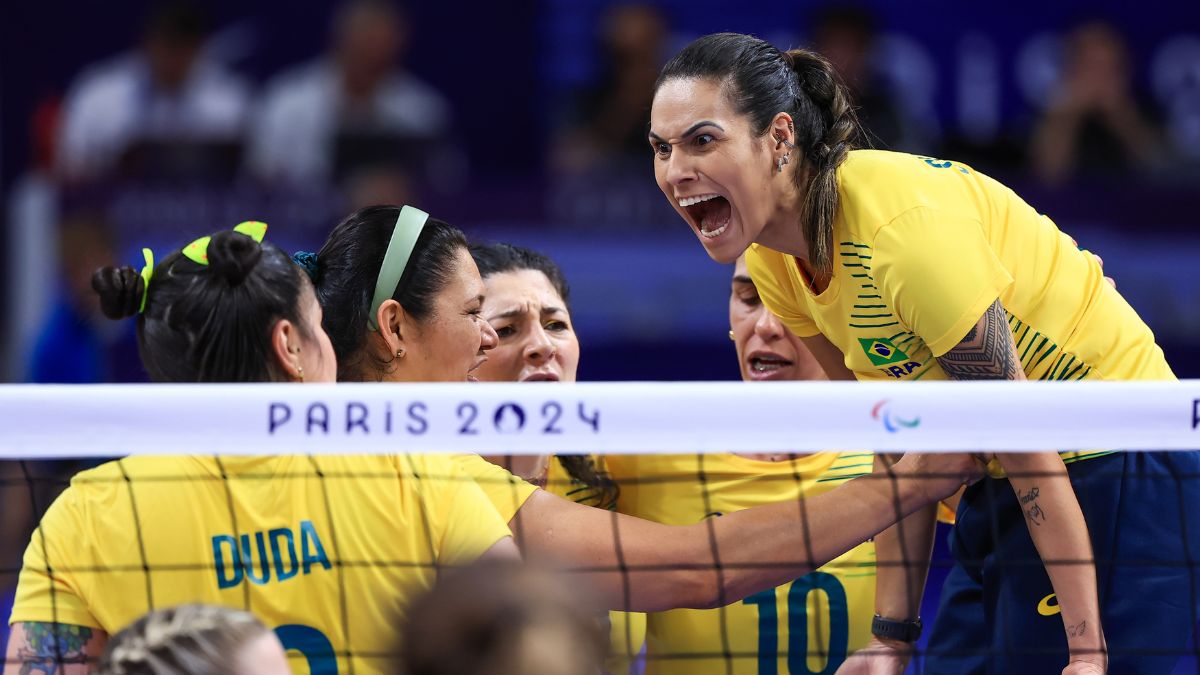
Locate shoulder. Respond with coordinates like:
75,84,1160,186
64,53,143,108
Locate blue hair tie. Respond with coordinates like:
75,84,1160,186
292,251,319,282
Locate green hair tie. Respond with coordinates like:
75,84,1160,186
138,248,154,314
369,206,429,331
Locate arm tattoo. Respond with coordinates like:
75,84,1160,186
936,299,1022,380
14,622,94,673
1019,486,1048,526
1067,620,1087,638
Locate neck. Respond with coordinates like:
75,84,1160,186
756,164,812,262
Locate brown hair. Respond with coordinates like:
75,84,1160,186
401,561,607,675
656,33,861,275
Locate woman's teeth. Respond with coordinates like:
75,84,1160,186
701,222,728,238
750,358,790,372
679,194,719,207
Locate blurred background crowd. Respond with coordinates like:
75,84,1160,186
3,0,1198,388
2,0,1198,665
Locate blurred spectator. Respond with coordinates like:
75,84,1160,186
551,4,667,175
1030,20,1165,186
4,98,62,382
27,212,142,384
97,604,290,675
246,0,451,186
809,4,927,153
344,166,414,212
56,2,249,183
401,561,608,675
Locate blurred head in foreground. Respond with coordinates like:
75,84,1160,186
97,604,289,675
401,561,608,675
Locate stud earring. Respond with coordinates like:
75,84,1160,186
776,154,791,173
296,365,304,382
396,348,405,358
728,330,736,341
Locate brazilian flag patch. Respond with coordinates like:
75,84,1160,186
858,337,909,366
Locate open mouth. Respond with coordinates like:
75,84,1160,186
680,194,732,239
747,354,794,376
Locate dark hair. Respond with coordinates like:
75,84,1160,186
468,242,571,308
655,32,861,275
309,205,468,381
91,229,313,383
401,560,607,675
469,242,619,509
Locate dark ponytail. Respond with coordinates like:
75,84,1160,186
91,229,313,383
656,33,861,275
783,48,858,276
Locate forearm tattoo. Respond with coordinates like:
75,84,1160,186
1019,486,1048,526
936,299,1022,380
14,622,94,673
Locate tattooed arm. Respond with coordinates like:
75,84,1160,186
3,622,107,675
938,300,1106,672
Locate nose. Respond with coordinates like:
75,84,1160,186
479,320,498,353
753,306,785,342
664,151,697,187
523,324,556,366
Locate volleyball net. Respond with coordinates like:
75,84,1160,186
2,381,1198,673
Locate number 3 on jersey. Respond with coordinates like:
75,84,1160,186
276,624,337,674
743,572,849,675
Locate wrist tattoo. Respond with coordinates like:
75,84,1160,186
1067,620,1087,638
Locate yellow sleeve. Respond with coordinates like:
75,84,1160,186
405,455,513,567
450,454,538,523
744,244,821,338
9,487,101,628
872,208,1014,356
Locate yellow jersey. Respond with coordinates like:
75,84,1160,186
545,456,647,674
10,454,511,675
451,453,539,522
747,150,1175,470
605,452,877,675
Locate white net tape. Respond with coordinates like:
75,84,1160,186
1,380,1197,457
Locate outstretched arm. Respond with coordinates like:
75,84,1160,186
939,299,1106,672
4,622,107,675
510,451,977,613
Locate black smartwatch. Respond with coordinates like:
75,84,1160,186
871,614,923,642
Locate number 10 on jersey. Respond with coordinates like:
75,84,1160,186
742,571,849,675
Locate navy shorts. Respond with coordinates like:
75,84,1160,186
924,451,1200,674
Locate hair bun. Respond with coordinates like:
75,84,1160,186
92,266,145,319
207,230,263,286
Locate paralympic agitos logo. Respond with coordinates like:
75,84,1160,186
872,399,921,433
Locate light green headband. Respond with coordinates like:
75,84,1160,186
369,205,429,331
